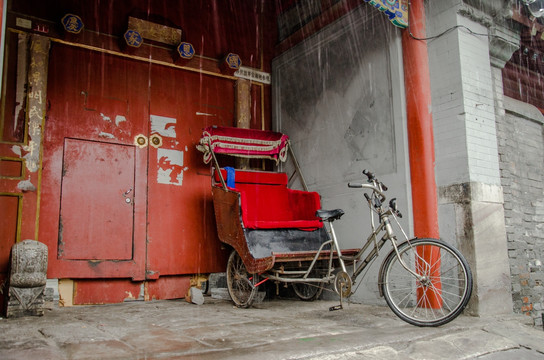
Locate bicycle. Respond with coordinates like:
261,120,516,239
313,169,473,326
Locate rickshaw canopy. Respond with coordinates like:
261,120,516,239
197,126,290,164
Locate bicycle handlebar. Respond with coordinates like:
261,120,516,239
348,170,403,217
347,182,386,200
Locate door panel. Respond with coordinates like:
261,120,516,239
146,66,232,277
59,138,135,260
42,44,148,280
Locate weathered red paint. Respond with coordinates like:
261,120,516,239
71,277,193,305
41,42,230,301
145,276,192,301
59,139,136,260
145,62,232,278
0,196,19,271
6,0,275,304
73,279,143,305
0,195,19,313
402,0,441,307
41,44,149,280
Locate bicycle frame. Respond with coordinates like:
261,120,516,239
264,179,424,291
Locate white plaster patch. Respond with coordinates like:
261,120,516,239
17,177,36,192
99,132,115,139
100,113,111,122
150,115,176,138
11,145,22,156
115,115,126,126
157,148,184,186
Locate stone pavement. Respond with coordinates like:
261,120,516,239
1,296,543,360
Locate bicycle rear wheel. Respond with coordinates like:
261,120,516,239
381,238,472,327
292,278,324,301
226,250,257,308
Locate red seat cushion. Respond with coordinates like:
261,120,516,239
215,169,322,230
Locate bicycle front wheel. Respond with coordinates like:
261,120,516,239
381,238,472,327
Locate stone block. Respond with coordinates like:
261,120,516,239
6,240,48,318
188,287,204,305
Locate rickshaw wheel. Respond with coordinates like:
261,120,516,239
292,281,323,301
226,250,257,308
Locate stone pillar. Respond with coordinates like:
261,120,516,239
427,1,519,316
235,79,251,169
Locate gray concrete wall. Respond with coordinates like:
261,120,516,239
498,97,544,327
272,5,411,304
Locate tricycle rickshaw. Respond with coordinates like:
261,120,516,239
197,125,472,327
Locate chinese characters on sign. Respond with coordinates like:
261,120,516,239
61,14,84,34
234,66,271,85
362,0,408,29
225,53,241,70
124,30,144,48
177,42,195,60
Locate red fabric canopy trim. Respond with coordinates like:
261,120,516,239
197,126,289,164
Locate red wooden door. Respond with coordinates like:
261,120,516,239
146,65,233,278
42,43,230,282
58,139,136,260
41,44,149,280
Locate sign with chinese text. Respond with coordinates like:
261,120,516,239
177,42,195,60
225,53,241,70
128,17,182,46
61,14,84,34
124,30,143,48
234,66,271,85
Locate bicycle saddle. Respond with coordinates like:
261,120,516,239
315,209,345,222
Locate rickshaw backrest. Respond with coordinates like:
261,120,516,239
215,168,288,186
214,168,323,230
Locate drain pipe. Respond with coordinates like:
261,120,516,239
402,0,439,240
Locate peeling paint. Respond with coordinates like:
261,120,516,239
150,114,176,138
157,148,184,186
17,177,36,191
196,111,216,117
99,132,116,139
115,115,126,126
100,112,111,122
11,145,22,156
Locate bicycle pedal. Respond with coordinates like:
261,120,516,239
329,304,343,311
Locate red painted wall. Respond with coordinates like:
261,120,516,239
2,0,279,305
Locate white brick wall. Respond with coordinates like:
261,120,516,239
429,9,502,186
429,24,468,185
